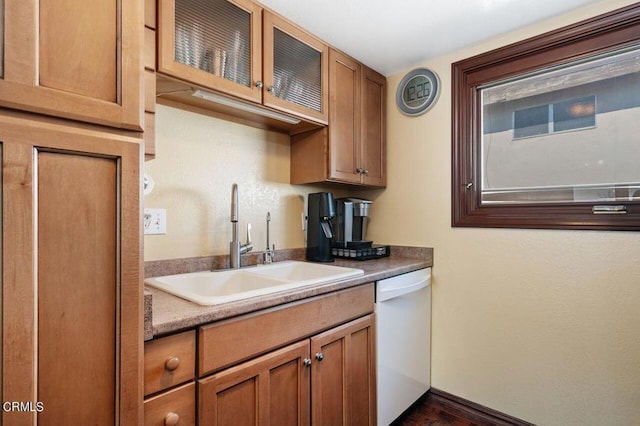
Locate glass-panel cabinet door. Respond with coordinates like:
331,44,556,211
158,0,263,103
263,12,328,124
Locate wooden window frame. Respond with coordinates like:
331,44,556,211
452,3,640,231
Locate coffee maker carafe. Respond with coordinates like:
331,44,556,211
333,197,372,248
306,192,335,262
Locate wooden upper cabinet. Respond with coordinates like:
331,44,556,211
291,49,386,187
157,0,263,104
0,0,143,130
263,11,328,124
327,50,386,186
360,66,386,187
156,0,328,126
328,49,362,184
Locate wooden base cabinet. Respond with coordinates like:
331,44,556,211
198,314,375,426
144,330,197,426
1,111,143,425
311,315,376,426
191,285,377,425
199,340,311,426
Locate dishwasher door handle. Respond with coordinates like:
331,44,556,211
377,277,430,302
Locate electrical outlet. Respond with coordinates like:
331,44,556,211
144,208,167,235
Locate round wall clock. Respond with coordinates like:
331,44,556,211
396,68,440,116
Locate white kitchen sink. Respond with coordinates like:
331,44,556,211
144,260,364,305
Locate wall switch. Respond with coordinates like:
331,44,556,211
144,208,167,235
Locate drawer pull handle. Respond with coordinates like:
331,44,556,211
164,357,180,372
165,412,180,426
315,352,324,362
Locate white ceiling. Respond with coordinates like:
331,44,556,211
259,0,602,76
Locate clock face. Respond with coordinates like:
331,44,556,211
396,68,440,116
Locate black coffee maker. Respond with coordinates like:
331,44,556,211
333,197,372,249
306,192,335,262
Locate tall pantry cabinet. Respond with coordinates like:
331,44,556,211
0,0,144,425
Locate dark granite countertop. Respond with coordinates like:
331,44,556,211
144,246,433,339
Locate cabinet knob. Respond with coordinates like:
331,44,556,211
164,412,180,426
267,85,275,94
362,169,369,175
164,356,180,372
255,80,264,89
356,168,363,174
303,358,312,367
315,352,324,361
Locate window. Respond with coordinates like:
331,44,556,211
514,104,550,138
553,96,596,133
452,4,640,230
512,96,596,139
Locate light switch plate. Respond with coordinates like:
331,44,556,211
144,208,167,235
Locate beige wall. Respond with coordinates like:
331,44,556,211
362,0,640,424
143,104,347,261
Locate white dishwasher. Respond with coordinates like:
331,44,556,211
375,267,431,425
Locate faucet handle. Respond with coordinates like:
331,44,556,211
246,223,252,245
239,223,253,255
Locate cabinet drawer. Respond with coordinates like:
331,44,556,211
145,330,196,396
199,283,374,376
144,382,195,426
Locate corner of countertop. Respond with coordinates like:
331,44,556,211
389,245,433,261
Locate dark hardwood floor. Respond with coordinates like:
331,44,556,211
395,393,492,426
393,389,534,426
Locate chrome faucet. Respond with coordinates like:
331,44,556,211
263,212,275,264
229,183,252,268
